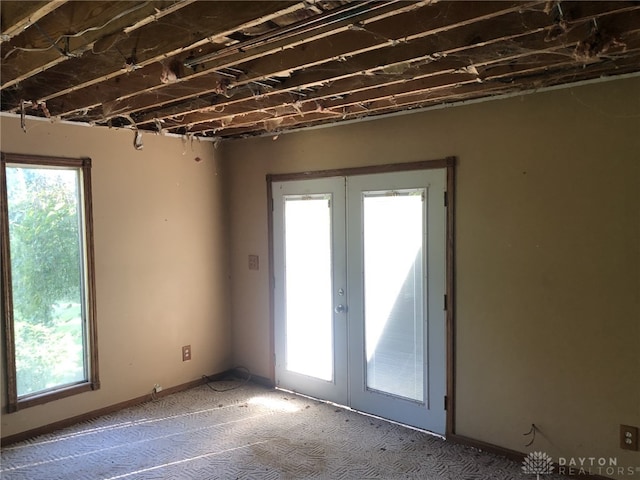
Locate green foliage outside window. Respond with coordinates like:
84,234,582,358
6,167,86,397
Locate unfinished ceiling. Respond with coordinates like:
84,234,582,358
1,1,639,139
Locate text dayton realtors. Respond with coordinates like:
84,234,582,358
557,456,638,477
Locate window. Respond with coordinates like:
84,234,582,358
1,153,99,412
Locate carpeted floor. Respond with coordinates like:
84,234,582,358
1,381,568,479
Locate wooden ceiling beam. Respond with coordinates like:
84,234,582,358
174,44,640,137
1,1,195,90
57,0,638,126
190,74,479,131
187,110,340,136
2,1,307,108
180,1,424,72
172,80,519,135
164,63,552,133
213,1,534,81
140,9,638,130
230,1,544,86
113,5,551,125
334,56,640,121
152,68,472,129
47,0,543,120
49,1,421,117
195,53,640,138
115,2,638,127
42,1,426,118
3,1,638,138
1,1,67,42
324,53,640,119
228,2,637,89
331,44,640,116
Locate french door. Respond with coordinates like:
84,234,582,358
272,168,447,434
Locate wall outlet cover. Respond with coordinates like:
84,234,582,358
620,425,639,451
182,345,191,362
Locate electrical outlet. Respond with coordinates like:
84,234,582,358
153,383,162,393
248,254,259,270
620,425,638,451
182,345,191,362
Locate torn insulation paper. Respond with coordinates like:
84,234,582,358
134,130,144,150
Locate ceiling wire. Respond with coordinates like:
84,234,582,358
3,2,150,60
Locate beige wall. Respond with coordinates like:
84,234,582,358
222,76,640,476
0,117,232,437
0,76,637,477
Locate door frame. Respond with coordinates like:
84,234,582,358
266,157,456,436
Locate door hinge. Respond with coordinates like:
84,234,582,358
444,294,448,310
444,395,448,411
444,191,448,207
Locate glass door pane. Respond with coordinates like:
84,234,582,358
362,190,425,402
284,195,333,381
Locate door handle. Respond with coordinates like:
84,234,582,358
334,304,347,313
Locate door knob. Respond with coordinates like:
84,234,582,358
334,304,347,313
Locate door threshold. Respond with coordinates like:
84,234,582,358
275,387,445,440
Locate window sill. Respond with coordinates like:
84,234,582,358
8,381,99,413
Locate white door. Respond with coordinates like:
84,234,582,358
272,177,348,405
273,169,446,434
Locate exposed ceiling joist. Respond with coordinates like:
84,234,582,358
138,6,639,131
2,1,308,103
97,1,543,122
1,1,638,139
1,1,197,89
43,0,427,119
1,1,67,43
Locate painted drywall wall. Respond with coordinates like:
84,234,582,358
221,76,640,477
0,118,232,437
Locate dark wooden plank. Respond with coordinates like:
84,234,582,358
0,152,19,413
445,158,456,436
267,158,455,182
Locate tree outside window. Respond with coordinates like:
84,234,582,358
1,153,99,412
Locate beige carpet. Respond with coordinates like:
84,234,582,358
1,381,568,479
